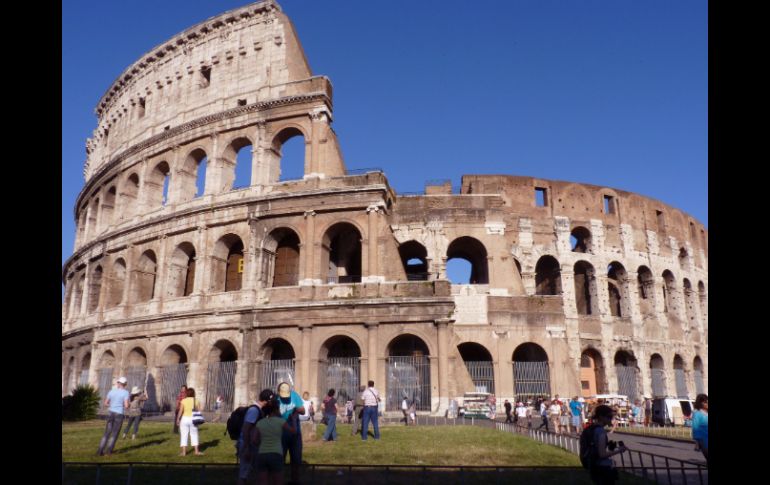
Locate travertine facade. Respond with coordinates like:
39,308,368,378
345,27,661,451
62,1,707,415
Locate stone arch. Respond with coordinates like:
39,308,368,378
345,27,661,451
221,135,254,191
107,258,126,308
457,342,495,394
261,337,297,360
178,148,209,201
132,250,158,302
697,281,707,324
570,226,592,253
160,344,189,365
678,247,689,269
206,339,238,413
607,262,627,317
649,353,666,398
580,347,606,396
683,279,697,327
446,236,489,284
96,350,116,400
63,356,76,395
126,346,148,392
127,347,147,366
662,270,677,314
87,265,103,313
535,255,561,295
319,335,363,360
145,160,171,208
693,356,705,395
259,337,297,392
614,350,639,401
120,173,140,219
263,227,301,287
398,240,429,281
673,354,689,398
80,352,92,386
512,343,550,401
322,222,362,284
102,185,117,227
157,344,188,414
167,242,197,297
637,266,655,316
270,125,309,182
319,335,362,403
574,260,597,315
70,272,85,318
210,234,244,292
386,334,432,411
87,197,100,237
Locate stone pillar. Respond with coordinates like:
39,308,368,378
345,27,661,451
299,326,312,393
300,211,317,285
625,271,642,324
554,216,571,255
204,134,219,195
80,261,92,318
245,216,260,291
435,318,451,413
155,236,169,310
596,274,611,318
589,220,605,253
193,226,208,295
364,204,384,282
560,271,578,318
234,327,252,407
167,145,182,205
365,322,379,383
122,246,134,306
187,332,202,390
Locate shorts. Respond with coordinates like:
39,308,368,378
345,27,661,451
560,416,570,426
256,453,284,473
572,416,581,427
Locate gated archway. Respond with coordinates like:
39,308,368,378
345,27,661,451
673,355,689,398
615,351,639,401
80,353,91,386
158,345,188,413
649,354,666,398
318,336,361,403
457,342,494,394
206,340,238,413
125,347,148,394
97,351,116,402
512,343,550,401
387,335,431,411
259,338,296,392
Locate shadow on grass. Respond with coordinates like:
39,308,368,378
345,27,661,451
116,438,170,453
198,439,221,453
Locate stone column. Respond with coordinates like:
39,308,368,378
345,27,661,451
80,261,92,318
625,271,642,324
187,332,201,390
300,211,317,285
193,226,208,295
299,326,312,393
167,145,182,205
560,271,578,318
365,322,379,383
234,326,252,407
204,133,219,196
364,204,384,282
155,235,169,311
554,216,571,255
245,216,260,291
121,245,134,307
435,318,452,413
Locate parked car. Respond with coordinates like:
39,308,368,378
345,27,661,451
652,397,695,426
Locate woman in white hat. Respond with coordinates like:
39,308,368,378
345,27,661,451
122,386,147,440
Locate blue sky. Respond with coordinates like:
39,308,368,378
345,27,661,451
62,0,707,278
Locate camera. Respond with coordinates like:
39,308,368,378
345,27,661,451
607,440,626,452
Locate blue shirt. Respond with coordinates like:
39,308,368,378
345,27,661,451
107,388,130,414
237,405,261,449
279,391,304,421
691,410,708,449
569,401,582,417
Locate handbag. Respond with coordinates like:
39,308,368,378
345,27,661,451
192,410,205,426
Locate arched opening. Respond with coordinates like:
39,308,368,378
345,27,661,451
458,342,494,394
649,353,666,398
574,261,597,315
206,340,238,413
323,223,362,284
535,256,561,295
126,347,148,393
70,273,85,318
210,234,244,292
260,338,296,391
398,240,429,281
570,226,592,253
678,247,689,269
607,262,627,317
79,353,91,386
107,258,126,308
387,335,431,411
102,186,116,227
693,356,705,395
513,343,550,401
446,237,489,284
132,250,157,303
673,355,689,398
662,270,676,314
167,243,196,297
614,351,639,401
263,228,300,287
319,336,361,403
637,266,655,316
224,137,253,190
697,281,707,325
683,279,697,327
87,198,100,238
146,161,171,208
272,128,307,182
580,348,606,396
87,265,103,313
178,148,208,201
158,345,188,413
120,173,140,220
96,351,115,402
63,356,75,396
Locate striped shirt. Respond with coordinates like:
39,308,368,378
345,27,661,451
363,387,380,406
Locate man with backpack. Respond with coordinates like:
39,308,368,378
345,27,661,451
232,389,274,485
579,404,627,484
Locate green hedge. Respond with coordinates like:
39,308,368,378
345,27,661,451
62,384,101,421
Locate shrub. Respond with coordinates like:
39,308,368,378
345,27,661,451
62,384,101,421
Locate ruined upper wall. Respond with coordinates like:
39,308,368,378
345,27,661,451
84,0,313,181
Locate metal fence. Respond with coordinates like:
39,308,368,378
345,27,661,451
158,364,188,413
675,369,689,398
79,369,89,387
616,365,639,401
125,366,146,393
96,368,113,402
651,368,667,397
512,361,550,401
205,361,237,413
694,370,704,395
259,359,295,392
463,361,495,394
387,356,431,411
320,358,360,404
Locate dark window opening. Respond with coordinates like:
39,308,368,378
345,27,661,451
656,210,665,233
570,227,591,253
581,381,590,390
237,98,247,106
200,66,211,88
535,256,561,295
603,195,615,214
398,240,429,281
446,237,489,284
164,125,170,131
138,97,146,118
535,187,547,207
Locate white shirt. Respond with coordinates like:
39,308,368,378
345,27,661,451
402,399,408,410
515,406,529,418
363,387,380,406
549,403,561,416
299,399,311,421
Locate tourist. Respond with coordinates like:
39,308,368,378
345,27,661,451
361,380,381,440
515,401,530,428
569,396,583,435
643,396,652,427
277,382,305,484
692,394,708,466
173,384,187,434
560,399,571,434
408,400,417,425
345,399,354,424
352,385,366,435
253,397,297,485
549,399,562,434
177,387,203,456
585,404,627,484
537,399,550,431
504,399,513,424
401,396,410,425
212,394,224,423
322,389,338,442
237,389,274,485
630,400,642,427
300,391,312,422
122,386,147,440
97,376,130,456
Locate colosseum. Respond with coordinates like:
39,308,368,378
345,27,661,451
61,0,707,416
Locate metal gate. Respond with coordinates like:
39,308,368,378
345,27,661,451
616,365,638,401
320,357,360,403
650,368,666,397
79,369,89,387
126,366,147,392
97,368,114,402
463,361,495,394
206,361,237,413
694,369,704,395
674,369,689,398
158,364,188,413
513,361,550,401
259,359,295,392
387,356,431,411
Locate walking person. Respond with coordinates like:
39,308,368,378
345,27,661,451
408,400,417,425
583,404,627,484
560,399,571,434
173,384,187,434
537,399,550,431
569,396,583,435
692,394,708,466
300,392,312,423
361,380,381,441
212,394,224,423
97,376,130,456
504,399,513,424
643,396,652,427
253,396,297,485
322,389,338,442
345,399,354,424
122,386,147,440
177,387,204,456
516,402,530,428
352,385,365,436
401,396,409,425
549,399,562,434
276,382,305,485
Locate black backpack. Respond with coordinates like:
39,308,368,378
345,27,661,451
579,423,602,469
226,405,259,440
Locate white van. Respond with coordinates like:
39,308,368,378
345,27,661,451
652,398,695,426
